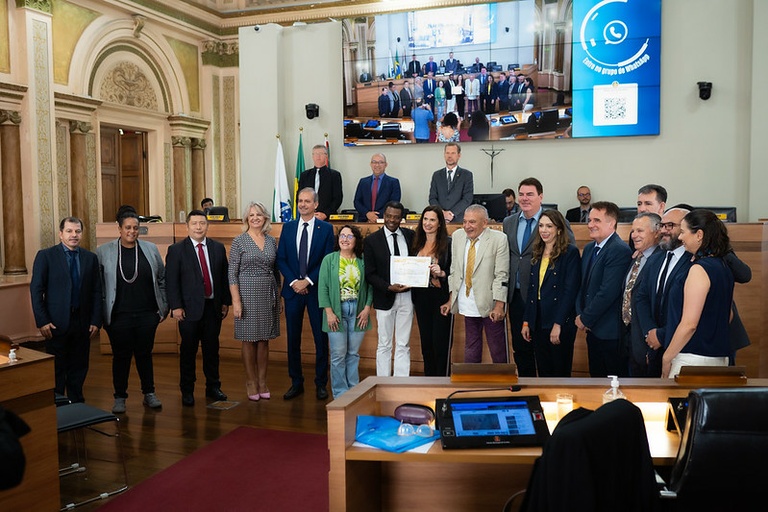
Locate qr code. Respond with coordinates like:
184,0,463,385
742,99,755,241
593,83,638,126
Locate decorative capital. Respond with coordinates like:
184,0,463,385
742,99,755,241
172,136,192,147
201,40,239,68
0,110,22,125
191,138,207,150
15,0,52,14
69,121,92,134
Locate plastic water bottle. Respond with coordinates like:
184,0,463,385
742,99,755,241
602,375,625,404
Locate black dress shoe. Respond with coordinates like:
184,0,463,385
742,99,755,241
181,393,195,406
283,384,304,400
316,387,329,400
206,388,227,401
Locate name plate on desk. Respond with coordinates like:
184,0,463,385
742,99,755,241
405,213,422,221
674,365,747,386
450,363,518,383
329,214,355,221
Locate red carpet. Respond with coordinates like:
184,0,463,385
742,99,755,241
98,427,329,512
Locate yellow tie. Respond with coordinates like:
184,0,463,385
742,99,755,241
465,238,477,297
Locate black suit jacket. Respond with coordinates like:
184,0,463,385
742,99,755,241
165,237,232,322
363,227,415,310
30,244,102,333
298,166,343,217
428,167,474,222
565,207,589,223
407,60,421,77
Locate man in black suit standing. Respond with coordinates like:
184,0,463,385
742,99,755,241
407,54,421,78
30,217,102,402
428,143,474,223
298,145,343,221
166,210,231,406
364,201,415,376
400,80,413,117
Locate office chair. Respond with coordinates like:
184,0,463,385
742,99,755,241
57,402,129,509
506,399,660,512
657,388,768,511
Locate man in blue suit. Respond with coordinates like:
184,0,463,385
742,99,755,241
277,188,335,400
353,153,402,222
575,201,632,377
423,72,437,113
30,217,102,402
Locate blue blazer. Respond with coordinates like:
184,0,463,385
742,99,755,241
276,219,334,300
524,244,581,329
353,174,402,222
576,233,632,339
423,78,437,100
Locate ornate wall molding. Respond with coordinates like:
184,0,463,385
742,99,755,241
15,0,52,15
171,136,192,147
69,120,92,134
201,40,239,67
191,137,206,150
98,61,159,111
0,110,21,125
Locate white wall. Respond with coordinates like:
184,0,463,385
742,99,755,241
240,0,765,222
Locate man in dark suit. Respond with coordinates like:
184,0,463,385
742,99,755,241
634,207,691,377
575,201,632,377
353,153,402,222
297,145,343,221
277,188,335,400
428,143,474,223
388,82,401,117
165,210,231,406
407,55,421,78
30,217,102,402
377,87,391,118
565,186,592,223
444,52,458,74
503,178,574,376
424,56,438,76
423,73,437,113
400,81,413,117
478,67,494,113
364,201,415,376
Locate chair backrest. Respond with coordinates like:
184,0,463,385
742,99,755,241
669,388,768,503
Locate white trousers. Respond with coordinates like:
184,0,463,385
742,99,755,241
668,353,729,379
375,294,413,377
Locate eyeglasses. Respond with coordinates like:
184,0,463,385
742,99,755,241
397,421,434,438
339,234,356,240
659,222,680,230
577,193,591,197
370,160,386,165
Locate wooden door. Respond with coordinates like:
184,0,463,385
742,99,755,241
100,127,149,220
100,127,120,221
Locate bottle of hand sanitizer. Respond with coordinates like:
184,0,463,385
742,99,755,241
8,348,18,363
602,375,625,404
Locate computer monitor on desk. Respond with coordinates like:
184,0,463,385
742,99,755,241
472,193,506,222
206,206,229,222
698,206,737,222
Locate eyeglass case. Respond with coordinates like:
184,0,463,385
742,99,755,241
394,403,435,425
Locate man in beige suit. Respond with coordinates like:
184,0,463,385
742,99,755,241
441,205,509,363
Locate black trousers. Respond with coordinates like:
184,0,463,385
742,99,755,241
178,299,223,393
531,311,576,377
586,331,628,378
46,312,90,402
509,288,537,377
412,287,453,376
106,311,160,398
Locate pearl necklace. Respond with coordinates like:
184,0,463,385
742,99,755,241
119,242,139,284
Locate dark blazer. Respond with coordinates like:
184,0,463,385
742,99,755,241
353,174,402,222
165,237,232,322
634,250,693,347
425,61,438,75
576,232,632,340
378,94,390,117
428,167,474,222
523,244,581,329
624,245,664,365
363,227,415,310
400,87,413,110
30,244,102,333
276,218,335,300
423,78,437,102
298,166,343,218
407,60,421,77
565,207,589,223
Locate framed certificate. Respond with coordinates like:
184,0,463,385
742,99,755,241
390,256,431,288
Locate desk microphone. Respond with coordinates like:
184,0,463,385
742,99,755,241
440,385,522,415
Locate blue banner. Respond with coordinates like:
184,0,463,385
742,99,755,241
572,0,662,138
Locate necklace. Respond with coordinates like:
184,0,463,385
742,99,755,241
119,242,139,284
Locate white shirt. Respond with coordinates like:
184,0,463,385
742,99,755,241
292,217,316,286
657,245,687,292
457,231,484,317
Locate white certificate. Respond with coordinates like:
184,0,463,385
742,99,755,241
390,256,431,288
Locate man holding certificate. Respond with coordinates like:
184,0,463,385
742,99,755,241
364,201,415,377
441,205,510,363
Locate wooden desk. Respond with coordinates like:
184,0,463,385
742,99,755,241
0,347,59,511
327,376,768,511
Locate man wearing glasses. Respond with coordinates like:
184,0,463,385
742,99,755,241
353,153,402,223
566,186,592,223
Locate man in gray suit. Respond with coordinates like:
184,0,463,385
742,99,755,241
428,143,474,223
503,177,574,376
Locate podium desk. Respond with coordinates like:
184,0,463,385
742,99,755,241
327,376,768,512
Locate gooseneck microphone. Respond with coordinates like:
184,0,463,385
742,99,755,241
441,385,522,415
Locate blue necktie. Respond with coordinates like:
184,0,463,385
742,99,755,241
68,250,80,309
299,222,309,279
521,217,534,249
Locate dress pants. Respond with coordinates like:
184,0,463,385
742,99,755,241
327,299,365,398
509,288,537,376
284,291,328,388
106,311,160,398
375,293,413,376
464,315,507,363
586,331,627,378
531,313,576,377
46,311,90,402
178,299,223,394
412,287,452,376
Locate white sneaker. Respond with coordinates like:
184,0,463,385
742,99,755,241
112,397,126,414
143,393,162,408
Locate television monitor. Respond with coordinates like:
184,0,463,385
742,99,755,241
472,193,507,223
618,207,638,223
541,203,559,212
345,122,366,139
697,206,737,223
206,206,229,222
539,109,559,133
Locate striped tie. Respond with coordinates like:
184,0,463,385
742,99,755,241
465,238,477,297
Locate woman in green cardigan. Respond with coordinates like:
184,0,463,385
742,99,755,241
318,225,373,399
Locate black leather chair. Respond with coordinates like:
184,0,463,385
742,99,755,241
658,387,768,511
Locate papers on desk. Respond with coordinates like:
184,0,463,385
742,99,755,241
355,415,440,453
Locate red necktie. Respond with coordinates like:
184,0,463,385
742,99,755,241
197,243,213,297
371,176,380,211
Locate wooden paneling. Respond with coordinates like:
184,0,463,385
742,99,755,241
100,127,120,222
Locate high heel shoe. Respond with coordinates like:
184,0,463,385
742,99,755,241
246,381,260,401
259,390,271,400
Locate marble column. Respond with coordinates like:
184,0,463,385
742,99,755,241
191,138,206,209
172,136,191,220
69,121,91,250
0,110,27,274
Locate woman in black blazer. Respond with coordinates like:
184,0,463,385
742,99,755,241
522,209,581,377
411,206,452,376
